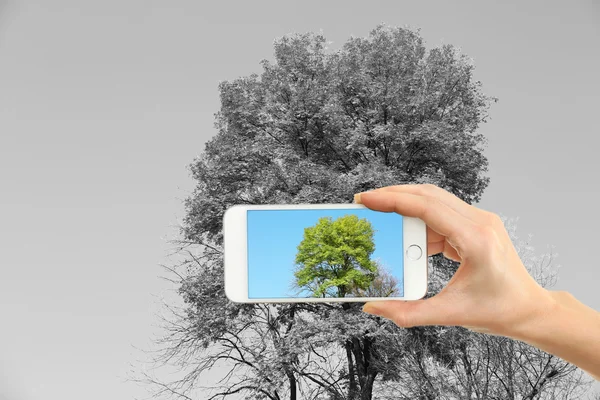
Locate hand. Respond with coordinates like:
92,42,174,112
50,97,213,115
354,184,557,338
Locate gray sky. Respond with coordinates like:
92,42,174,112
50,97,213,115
0,0,598,399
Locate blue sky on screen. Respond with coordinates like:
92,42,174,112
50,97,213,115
247,208,404,298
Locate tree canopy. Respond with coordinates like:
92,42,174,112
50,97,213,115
183,25,493,250
293,215,378,298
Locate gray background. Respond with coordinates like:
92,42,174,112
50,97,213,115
1,1,598,399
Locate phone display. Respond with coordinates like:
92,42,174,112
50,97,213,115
223,203,427,303
247,208,404,299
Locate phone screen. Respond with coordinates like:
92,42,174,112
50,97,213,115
247,208,404,299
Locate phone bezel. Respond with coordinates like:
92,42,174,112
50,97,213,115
224,203,428,302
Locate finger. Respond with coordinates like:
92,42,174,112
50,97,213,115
371,184,487,224
427,227,462,259
358,194,446,245
363,295,457,328
428,239,461,261
357,191,478,255
428,240,445,256
427,226,444,243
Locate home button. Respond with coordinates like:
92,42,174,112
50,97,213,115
406,245,423,261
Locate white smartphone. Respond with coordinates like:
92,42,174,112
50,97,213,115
223,203,428,303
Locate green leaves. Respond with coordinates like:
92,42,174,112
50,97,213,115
293,215,378,298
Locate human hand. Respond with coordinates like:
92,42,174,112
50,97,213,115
354,184,557,338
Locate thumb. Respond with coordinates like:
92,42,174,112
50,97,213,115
362,296,450,328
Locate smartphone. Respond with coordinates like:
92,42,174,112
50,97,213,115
223,203,428,303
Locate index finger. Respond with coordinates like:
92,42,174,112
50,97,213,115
370,184,487,224
355,191,478,255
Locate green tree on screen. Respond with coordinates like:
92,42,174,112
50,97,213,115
293,215,378,298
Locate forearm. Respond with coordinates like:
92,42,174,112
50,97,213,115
511,290,600,380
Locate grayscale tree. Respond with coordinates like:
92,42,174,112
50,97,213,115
138,25,593,400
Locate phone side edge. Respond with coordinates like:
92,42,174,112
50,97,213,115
223,205,249,303
403,216,429,300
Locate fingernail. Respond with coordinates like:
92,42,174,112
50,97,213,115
353,190,372,204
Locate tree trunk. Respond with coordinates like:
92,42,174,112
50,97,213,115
359,371,377,400
345,341,359,399
352,336,378,400
286,370,297,400
341,304,379,400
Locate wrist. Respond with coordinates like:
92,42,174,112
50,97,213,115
503,288,560,343
506,290,600,380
